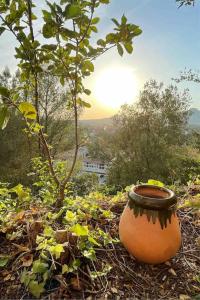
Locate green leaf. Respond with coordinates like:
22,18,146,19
84,89,91,95
70,224,89,236
62,264,69,274
121,14,127,25
124,43,133,54
117,43,123,56
97,39,106,47
0,106,10,130
100,0,110,3
111,18,120,27
43,23,56,39
82,60,94,72
41,44,57,50
90,264,112,279
0,27,5,36
77,99,91,108
31,13,37,20
133,27,142,36
106,33,116,43
0,256,10,267
44,226,54,237
61,28,78,39
83,248,95,259
20,270,32,286
18,102,37,119
33,40,40,49
91,25,98,33
92,17,100,24
0,86,10,98
42,9,52,22
28,280,45,298
11,184,29,200
64,4,81,19
88,236,101,246
66,210,77,222
147,179,164,187
60,76,65,86
32,260,49,274
49,244,64,259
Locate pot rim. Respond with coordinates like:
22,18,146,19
128,184,177,210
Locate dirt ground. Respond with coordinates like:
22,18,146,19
0,203,199,300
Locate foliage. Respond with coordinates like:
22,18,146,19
176,0,196,7
147,179,164,187
0,0,142,207
71,172,99,196
0,172,199,298
87,128,113,162
107,80,192,186
0,182,31,227
174,69,200,84
171,147,200,184
0,185,119,298
97,184,123,195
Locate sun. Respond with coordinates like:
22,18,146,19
94,66,138,109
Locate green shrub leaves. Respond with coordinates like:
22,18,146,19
18,102,37,120
0,106,10,129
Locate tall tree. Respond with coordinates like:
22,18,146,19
0,0,142,207
108,80,191,186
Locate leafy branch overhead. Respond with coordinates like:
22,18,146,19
176,0,196,7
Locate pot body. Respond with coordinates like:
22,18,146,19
119,205,181,264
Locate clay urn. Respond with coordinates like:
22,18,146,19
119,184,181,264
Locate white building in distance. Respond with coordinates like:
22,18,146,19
79,147,108,184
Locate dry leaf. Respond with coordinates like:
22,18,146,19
196,237,200,247
70,277,83,291
159,289,166,296
1,270,9,277
168,268,177,276
4,274,12,281
179,294,191,300
55,230,69,243
21,253,33,267
30,221,44,244
12,243,30,252
111,287,118,294
13,211,25,221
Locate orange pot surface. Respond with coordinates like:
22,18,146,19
119,205,181,264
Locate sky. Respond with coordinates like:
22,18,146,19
0,0,200,119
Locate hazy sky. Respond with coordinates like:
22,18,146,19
0,0,200,119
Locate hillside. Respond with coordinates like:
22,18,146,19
80,108,200,129
189,108,200,127
80,117,113,128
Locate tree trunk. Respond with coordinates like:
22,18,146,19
56,185,65,208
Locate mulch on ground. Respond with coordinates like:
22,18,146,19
0,202,199,299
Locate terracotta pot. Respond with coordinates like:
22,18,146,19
119,185,181,264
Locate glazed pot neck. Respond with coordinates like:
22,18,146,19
128,184,177,211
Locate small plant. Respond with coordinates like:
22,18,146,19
17,191,119,298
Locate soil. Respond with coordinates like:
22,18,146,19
0,204,199,300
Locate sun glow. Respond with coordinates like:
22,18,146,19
94,67,138,109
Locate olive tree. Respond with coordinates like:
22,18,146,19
108,80,191,186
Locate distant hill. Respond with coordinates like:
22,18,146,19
189,108,200,127
80,108,200,129
80,117,113,128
